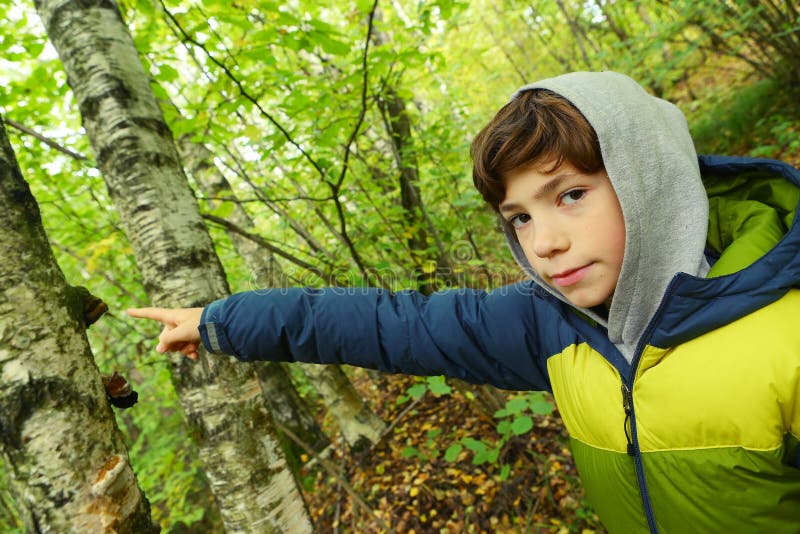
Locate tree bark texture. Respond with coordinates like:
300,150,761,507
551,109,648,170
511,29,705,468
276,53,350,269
180,137,385,452
0,116,157,533
298,364,385,452
179,137,331,461
34,1,312,531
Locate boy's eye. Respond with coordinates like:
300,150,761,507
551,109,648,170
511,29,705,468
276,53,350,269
560,189,586,205
509,213,531,229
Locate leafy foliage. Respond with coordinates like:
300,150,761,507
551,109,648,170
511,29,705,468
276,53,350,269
0,0,798,530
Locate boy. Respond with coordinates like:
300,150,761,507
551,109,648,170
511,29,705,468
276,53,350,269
129,71,800,533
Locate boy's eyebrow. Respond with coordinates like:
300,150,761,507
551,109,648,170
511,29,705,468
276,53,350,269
499,173,572,214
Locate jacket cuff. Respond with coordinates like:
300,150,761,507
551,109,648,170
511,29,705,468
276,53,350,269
199,298,236,356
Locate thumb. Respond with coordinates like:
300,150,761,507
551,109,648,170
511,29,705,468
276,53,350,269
157,321,201,353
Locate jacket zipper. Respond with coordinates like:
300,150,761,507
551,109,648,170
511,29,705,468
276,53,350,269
620,378,656,533
621,274,682,534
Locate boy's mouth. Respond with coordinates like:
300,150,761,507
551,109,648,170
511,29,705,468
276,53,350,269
551,263,593,287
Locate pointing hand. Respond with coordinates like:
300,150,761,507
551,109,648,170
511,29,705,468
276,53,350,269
126,307,204,360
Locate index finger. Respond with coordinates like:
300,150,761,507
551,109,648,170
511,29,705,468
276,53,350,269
126,307,177,324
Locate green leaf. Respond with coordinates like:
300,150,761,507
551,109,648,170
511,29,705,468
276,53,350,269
530,400,554,415
243,125,263,141
407,383,427,399
427,376,451,396
314,32,351,56
156,64,179,83
211,202,234,219
401,446,419,458
510,416,533,435
444,443,462,462
504,397,528,415
136,0,155,15
426,428,442,439
500,464,511,481
355,0,373,12
23,39,45,57
496,420,511,436
462,437,486,453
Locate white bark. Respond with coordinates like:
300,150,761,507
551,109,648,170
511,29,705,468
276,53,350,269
299,364,385,451
33,1,312,531
0,116,157,533
180,137,331,462
180,138,386,452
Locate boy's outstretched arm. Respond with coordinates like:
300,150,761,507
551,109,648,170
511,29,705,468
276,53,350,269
193,284,555,392
127,307,204,360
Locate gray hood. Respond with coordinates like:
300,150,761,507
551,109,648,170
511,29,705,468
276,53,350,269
504,71,710,362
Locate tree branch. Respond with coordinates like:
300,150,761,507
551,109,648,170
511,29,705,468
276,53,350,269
270,419,392,531
202,213,327,278
327,0,381,283
158,0,329,180
5,117,90,162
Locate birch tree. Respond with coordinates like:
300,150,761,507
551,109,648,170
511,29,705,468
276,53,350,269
33,0,312,531
0,115,157,533
181,137,387,452
179,137,332,461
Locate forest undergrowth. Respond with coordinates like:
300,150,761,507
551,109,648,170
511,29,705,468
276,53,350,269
299,370,604,534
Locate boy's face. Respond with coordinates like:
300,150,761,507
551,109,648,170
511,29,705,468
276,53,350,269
500,160,626,308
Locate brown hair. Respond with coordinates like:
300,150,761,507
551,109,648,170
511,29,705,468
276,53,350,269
471,89,603,211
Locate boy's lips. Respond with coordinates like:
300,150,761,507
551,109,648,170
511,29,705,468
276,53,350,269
551,263,593,287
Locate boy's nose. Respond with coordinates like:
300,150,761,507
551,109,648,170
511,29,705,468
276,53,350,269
530,222,569,258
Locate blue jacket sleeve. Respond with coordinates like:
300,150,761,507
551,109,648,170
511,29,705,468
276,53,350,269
198,282,559,391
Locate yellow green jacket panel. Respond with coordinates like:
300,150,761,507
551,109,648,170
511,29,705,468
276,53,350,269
546,155,800,532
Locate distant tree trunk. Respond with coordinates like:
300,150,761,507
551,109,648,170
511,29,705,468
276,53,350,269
0,115,157,533
372,26,456,295
298,364,385,451
554,0,594,69
377,84,457,294
34,1,312,531
372,27,505,414
179,137,331,461
180,137,386,452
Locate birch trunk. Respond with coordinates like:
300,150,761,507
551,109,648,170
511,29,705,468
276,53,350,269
180,138,385,451
297,364,385,452
33,1,312,531
181,137,332,464
0,116,157,533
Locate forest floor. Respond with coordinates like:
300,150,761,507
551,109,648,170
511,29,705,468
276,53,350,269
299,370,604,534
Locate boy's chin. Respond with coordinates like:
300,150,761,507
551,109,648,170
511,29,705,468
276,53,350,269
560,291,613,310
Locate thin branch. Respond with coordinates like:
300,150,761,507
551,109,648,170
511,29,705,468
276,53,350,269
199,194,333,204
270,419,392,532
481,17,529,85
334,0,379,190
215,144,336,258
5,118,90,161
377,394,424,442
326,0,381,283
160,0,379,281
51,241,146,306
158,1,328,180
202,213,326,277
